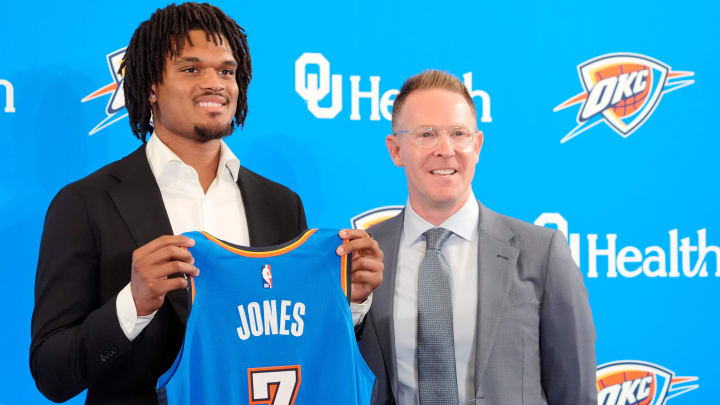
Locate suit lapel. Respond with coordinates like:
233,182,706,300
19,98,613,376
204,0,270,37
236,167,263,246
368,212,404,400
107,145,187,323
473,203,519,390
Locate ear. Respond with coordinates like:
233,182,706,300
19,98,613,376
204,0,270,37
472,130,483,163
149,84,158,104
386,134,404,167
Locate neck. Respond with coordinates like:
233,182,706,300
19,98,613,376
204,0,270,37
154,129,221,193
409,193,471,227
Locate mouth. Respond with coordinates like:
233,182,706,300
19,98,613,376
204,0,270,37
197,101,224,108
194,95,228,111
430,169,456,176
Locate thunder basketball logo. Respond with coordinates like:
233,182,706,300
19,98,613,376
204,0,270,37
554,53,694,143
350,206,403,231
81,48,127,135
596,360,698,405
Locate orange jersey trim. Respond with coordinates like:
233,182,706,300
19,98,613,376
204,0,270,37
201,229,317,258
190,276,197,304
340,239,349,297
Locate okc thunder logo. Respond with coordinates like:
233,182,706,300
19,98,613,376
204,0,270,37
596,360,698,405
261,264,273,289
554,53,694,143
351,206,403,230
81,48,127,135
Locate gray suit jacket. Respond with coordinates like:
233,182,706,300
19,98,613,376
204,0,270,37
359,202,597,405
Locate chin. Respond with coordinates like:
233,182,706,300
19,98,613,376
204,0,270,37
194,122,235,141
430,191,468,207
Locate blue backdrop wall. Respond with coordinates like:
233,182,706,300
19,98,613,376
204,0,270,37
1,1,717,403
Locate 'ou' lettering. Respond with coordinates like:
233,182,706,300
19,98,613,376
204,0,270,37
294,52,492,123
0,79,16,113
295,53,342,119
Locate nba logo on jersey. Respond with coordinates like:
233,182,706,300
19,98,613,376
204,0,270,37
262,264,273,289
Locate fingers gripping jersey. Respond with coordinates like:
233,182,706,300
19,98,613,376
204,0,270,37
157,229,374,405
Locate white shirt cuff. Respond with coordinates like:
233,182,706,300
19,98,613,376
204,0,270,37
116,283,157,341
350,293,373,326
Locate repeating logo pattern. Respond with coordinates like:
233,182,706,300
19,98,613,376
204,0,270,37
554,53,694,143
596,360,698,405
81,48,127,135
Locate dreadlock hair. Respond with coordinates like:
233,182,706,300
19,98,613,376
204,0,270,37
120,2,252,142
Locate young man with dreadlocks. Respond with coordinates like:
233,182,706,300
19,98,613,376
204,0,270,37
30,3,382,404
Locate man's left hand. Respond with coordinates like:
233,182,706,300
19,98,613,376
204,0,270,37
337,229,384,304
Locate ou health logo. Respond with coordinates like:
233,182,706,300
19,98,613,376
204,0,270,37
596,360,698,405
554,53,694,143
295,52,492,123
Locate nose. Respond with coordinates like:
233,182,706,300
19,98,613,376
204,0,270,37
199,69,224,91
433,131,455,157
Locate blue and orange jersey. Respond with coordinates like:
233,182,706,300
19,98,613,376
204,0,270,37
157,228,374,405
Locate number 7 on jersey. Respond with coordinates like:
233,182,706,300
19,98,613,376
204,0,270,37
248,365,301,405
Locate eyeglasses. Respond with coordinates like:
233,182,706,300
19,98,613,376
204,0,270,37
392,126,478,149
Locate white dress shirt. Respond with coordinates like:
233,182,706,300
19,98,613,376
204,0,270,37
395,193,479,404
115,134,248,340
116,134,368,341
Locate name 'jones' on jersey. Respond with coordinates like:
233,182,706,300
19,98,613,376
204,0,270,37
157,228,374,405
235,299,305,340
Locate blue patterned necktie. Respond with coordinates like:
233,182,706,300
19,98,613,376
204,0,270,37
417,227,459,404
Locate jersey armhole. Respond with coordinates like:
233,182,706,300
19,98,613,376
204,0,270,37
187,234,216,307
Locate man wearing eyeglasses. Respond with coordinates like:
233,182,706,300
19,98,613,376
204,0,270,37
358,70,597,405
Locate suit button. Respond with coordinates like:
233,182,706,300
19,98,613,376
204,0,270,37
99,345,119,362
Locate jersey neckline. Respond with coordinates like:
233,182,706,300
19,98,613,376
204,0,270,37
200,228,318,258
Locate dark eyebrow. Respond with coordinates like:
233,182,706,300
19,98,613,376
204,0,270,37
172,57,238,67
172,57,200,64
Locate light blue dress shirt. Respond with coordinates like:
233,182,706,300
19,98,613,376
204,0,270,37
394,192,480,404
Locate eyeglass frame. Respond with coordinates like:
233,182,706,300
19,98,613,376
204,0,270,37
391,126,481,149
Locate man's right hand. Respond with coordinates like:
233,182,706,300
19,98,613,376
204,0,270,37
130,235,199,316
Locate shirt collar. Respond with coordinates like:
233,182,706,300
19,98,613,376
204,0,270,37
403,191,479,247
145,133,240,182
216,139,240,182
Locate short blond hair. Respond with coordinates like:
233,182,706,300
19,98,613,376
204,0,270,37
391,70,476,130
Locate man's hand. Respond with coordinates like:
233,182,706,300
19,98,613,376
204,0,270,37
337,229,384,304
130,235,199,316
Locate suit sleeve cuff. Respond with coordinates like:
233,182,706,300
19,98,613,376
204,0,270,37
116,283,157,341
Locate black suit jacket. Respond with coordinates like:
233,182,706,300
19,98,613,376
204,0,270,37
30,144,307,404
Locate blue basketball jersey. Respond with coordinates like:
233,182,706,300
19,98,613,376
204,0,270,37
157,229,374,405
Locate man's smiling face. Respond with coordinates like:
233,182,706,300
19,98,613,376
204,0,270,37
151,29,239,142
386,88,482,215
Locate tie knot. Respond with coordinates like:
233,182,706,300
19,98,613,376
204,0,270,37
424,227,452,251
